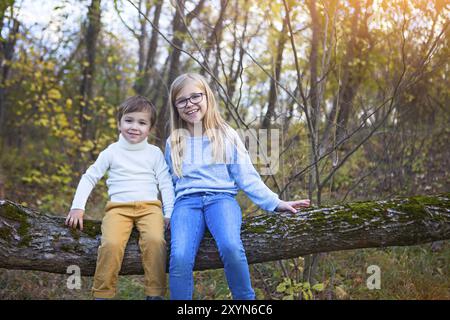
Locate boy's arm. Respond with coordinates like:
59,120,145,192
164,140,178,186
155,147,175,219
67,149,110,230
70,148,110,211
66,208,85,230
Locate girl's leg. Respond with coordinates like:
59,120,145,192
169,196,205,300
204,194,256,300
92,202,134,299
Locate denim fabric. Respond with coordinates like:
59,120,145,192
169,192,255,300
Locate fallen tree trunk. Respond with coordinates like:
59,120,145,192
0,193,449,275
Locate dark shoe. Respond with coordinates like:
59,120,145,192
146,296,164,300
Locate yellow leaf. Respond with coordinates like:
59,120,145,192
312,283,324,292
48,88,62,100
276,283,286,293
46,61,55,70
335,286,348,299
108,118,117,128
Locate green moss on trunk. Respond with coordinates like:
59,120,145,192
0,226,12,241
81,220,101,238
0,203,31,246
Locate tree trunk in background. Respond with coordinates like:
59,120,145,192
320,1,372,152
0,173,4,199
261,16,288,129
199,0,227,77
155,0,206,146
221,0,249,123
133,0,163,96
304,0,322,285
0,1,18,142
154,3,184,146
1,193,448,275
79,0,101,143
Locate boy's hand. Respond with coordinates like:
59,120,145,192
164,217,171,231
65,209,84,231
275,199,311,213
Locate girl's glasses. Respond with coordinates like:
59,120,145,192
175,92,205,109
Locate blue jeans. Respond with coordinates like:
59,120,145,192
169,192,255,300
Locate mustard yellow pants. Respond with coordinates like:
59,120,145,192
92,201,166,298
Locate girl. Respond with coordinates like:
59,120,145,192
165,73,310,300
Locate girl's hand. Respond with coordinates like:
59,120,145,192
65,209,84,231
275,199,311,213
164,217,171,231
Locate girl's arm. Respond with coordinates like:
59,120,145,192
275,199,311,213
229,160,310,213
228,161,281,211
228,135,310,213
227,137,281,211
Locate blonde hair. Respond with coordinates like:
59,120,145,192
168,73,233,177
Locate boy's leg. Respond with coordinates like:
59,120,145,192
204,194,256,300
134,201,167,297
92,202,134,299
169,196,205,300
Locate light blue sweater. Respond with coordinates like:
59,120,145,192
164,135,281,212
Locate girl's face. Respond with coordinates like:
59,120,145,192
118,111,151,144
174,83,207,131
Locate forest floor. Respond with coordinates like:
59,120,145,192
1,241,448,300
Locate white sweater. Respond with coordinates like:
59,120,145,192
71,134,175,218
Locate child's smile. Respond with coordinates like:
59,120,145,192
175,83,208,132
184,106,201,118
118,111,151,144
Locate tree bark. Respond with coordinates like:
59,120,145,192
133,0,163,96
79,0,101,142
155,0,206,146
0,193,448,275
0,3,19,140
261,14,288,129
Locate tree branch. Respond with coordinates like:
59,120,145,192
0,194,448,275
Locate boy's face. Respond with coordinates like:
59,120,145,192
118,111,151,144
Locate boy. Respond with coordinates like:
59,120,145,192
66,95,174,300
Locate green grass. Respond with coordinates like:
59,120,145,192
298,242,449,300
1,241,448,299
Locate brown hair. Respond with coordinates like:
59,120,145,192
117,95,157,128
